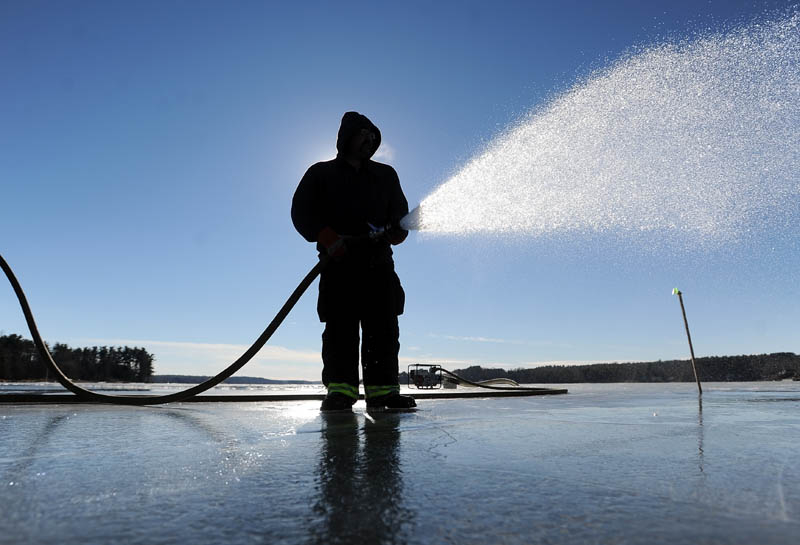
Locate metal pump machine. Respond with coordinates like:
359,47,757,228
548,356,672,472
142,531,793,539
407,364,457,389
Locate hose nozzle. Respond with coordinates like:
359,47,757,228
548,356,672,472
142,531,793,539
399,206,422,231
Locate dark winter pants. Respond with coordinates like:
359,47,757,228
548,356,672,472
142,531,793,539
322,316,400,399
318,260,404,400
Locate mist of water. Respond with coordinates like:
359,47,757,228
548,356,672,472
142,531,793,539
402,12,800,250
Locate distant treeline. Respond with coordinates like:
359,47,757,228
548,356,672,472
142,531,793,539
402,352,800,384
0,334,154,382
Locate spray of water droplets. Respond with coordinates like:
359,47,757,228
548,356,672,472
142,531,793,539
403,12,800,249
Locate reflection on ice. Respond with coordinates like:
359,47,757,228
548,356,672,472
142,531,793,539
309,411,408,544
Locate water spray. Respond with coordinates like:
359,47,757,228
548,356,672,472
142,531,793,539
398,206,423,231
404,11,800,245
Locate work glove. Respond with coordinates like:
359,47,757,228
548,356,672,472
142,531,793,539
387,229,407,245
318,226,346,257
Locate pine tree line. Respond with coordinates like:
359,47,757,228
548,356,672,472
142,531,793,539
0,334,154,382
401,352,800,384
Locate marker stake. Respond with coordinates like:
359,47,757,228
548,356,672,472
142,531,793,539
673,288,702,394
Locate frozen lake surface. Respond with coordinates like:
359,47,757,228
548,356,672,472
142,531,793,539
1,382,799,544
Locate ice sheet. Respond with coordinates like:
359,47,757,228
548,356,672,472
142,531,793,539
1,382,799,544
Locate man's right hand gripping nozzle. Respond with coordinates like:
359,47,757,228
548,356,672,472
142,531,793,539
318,226,346,258
386,221,408,245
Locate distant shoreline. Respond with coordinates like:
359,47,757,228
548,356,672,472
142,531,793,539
423,352,800,384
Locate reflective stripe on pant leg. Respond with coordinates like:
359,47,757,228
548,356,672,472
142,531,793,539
327,382,359,399
365,384,400,399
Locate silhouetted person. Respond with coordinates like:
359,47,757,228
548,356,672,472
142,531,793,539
292,112,416,411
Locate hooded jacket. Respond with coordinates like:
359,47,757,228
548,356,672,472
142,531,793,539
291,112,409,264
291,112,408,320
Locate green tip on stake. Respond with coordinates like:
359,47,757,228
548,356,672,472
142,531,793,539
672,287,681,296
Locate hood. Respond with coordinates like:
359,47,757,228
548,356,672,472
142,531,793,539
336,111,382,160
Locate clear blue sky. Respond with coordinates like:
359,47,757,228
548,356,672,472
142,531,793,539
2,0,798,380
